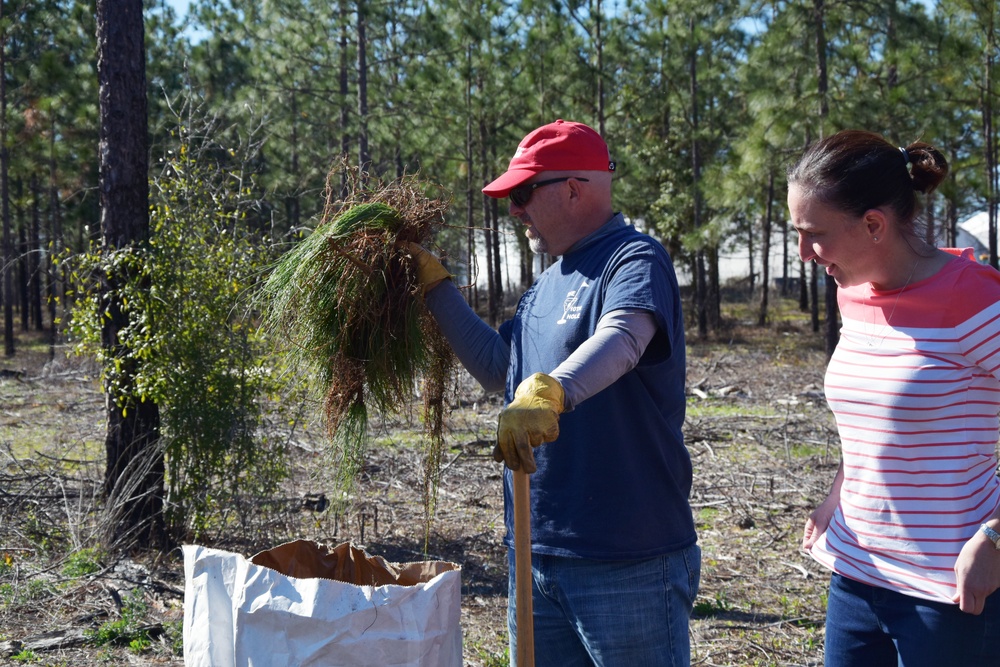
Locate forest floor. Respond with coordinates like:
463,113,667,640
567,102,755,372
0,298,841,667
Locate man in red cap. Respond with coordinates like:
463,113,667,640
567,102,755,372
411,119,699,666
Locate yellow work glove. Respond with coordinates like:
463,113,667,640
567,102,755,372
494,373,565,473
405,242,451,294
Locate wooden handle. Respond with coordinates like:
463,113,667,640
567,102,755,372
513,469,534,667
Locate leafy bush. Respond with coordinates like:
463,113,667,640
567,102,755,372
64,135,291,540
10,649,39,663
62,548,103,578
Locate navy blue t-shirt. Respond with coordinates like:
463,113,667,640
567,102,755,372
499,215,696,559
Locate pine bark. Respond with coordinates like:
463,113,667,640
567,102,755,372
96,0,166,550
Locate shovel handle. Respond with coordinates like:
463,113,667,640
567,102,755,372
513,469,534,667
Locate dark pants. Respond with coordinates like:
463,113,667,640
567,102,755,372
824,573,1000,667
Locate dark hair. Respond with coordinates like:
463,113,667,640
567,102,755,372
787,130,949,226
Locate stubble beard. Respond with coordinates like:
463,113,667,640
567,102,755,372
527,227,548,254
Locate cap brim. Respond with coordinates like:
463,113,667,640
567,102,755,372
482,169,538,198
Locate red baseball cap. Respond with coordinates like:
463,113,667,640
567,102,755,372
482,119,615,198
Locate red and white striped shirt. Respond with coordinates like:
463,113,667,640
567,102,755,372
810,249,1000,603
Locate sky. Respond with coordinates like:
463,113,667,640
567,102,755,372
164,0,210,43
167,0,191,17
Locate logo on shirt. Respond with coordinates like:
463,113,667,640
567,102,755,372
558,280,590,324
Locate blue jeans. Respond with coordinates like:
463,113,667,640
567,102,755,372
825,573,1000,667
507,544,701,667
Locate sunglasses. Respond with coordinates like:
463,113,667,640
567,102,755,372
509,177,589,207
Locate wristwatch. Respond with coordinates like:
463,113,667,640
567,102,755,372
980,524,1000,550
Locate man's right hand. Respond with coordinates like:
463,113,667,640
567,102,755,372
495,373,565,473
404,243,451,294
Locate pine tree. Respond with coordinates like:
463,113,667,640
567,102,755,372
96,0,167,550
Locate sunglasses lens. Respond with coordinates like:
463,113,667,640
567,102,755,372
510,186,528,207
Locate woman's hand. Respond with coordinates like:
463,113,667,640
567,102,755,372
953,526,1000,615
802,462,844,553
802,493,838,552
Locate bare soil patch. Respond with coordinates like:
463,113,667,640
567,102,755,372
1,313,837,666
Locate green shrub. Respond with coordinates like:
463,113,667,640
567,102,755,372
62,548,103,578
64,136,291,539
10,649,39,663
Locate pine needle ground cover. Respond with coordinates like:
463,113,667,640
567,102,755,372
260,169,455,525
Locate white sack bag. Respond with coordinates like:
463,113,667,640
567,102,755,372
183,540,462,667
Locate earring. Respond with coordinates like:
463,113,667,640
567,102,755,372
873,236,879,242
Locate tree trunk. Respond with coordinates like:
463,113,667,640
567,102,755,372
29,175,42,331
1,0,13,357
97,0,166,551
799,259,808,311
465,49,477,310
781,204,790,297
690,18,707,339
810,262,819,333
814,0,838,355
18,217,26,330
490,195,502,312
339,0,350,197
48,116,62,359
479,118,497,326
356,0,369,171
285,91,300,233
758,173,774,327
708,248,720,330
388,15,404,179
825,278,838,351
595,0,605,136
946,191,957,248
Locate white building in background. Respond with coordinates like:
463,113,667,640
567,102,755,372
710,234,795,287
956,211,992,261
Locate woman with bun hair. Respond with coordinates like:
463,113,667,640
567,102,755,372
788,129,1000,665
